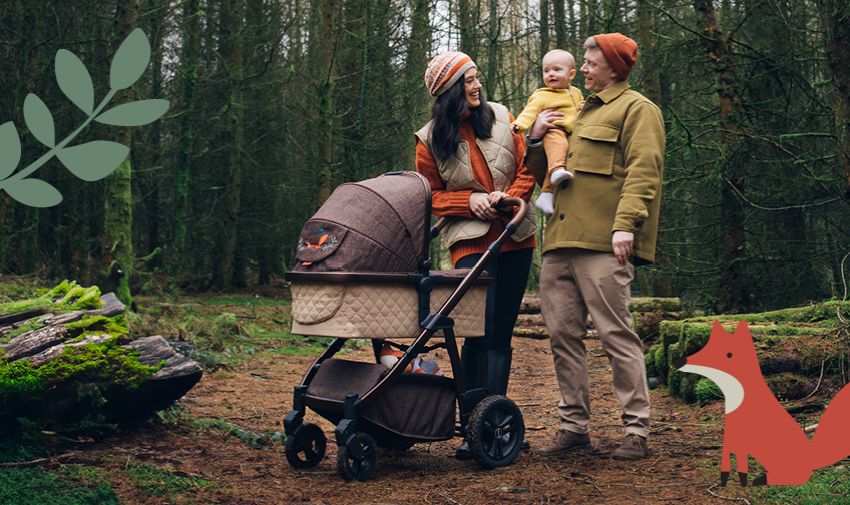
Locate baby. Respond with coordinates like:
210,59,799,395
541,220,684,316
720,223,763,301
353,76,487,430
511,49,584,215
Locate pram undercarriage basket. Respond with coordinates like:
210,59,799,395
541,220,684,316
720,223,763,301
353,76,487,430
283,172,528,481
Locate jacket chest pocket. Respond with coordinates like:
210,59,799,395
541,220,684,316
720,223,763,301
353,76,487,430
569,124,620,176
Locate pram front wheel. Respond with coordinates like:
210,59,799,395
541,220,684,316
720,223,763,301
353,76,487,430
337,432,378,481
467,395,525,469
284,423,327,469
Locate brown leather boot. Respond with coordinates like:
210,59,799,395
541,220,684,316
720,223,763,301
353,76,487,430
612,433,648,460
534,430,591,456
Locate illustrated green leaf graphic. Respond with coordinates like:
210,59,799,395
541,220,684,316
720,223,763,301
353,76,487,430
110,28,151,90
3,178,62,207
56,49,95,115
23,94,55,148
0,122,21,180
94,99,169,127
57,141,129,182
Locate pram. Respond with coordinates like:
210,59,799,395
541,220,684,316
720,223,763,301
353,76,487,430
283,171,527,481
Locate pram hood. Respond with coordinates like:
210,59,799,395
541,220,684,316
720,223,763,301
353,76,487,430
292,172,432,273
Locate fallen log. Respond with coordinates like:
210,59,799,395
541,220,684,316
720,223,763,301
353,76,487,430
513,327,548,339
0,281,203,430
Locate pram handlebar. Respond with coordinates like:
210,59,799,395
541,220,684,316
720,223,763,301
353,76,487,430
492,196,527,236
430,196,528,239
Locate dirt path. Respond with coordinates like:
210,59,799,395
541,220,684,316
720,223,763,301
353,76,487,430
67,333,767,504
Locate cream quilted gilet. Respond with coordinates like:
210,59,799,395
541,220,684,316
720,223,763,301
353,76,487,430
415,102,537,248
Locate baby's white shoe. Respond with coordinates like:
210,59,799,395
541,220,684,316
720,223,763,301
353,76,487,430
535,192,555,216
550,169,573,186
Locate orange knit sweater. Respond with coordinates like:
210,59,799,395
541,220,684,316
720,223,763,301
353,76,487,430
416,111,537,265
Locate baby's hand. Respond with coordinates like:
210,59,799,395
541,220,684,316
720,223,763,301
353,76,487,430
510,124,520,136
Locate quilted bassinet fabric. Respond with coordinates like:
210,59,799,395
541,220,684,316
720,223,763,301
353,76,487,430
291,277,487,339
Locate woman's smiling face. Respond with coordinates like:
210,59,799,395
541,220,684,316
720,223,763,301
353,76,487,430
463,68,482,108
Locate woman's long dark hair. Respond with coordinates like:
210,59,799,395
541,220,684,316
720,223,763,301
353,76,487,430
429,76,496,162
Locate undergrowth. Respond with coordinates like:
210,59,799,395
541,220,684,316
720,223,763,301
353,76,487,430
751,465,850,503
0,467,120,505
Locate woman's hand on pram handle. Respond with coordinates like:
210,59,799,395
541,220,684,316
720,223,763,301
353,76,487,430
470,192,499,220
487,191,510,207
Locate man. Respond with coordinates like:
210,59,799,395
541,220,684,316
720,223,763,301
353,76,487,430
524,33,664,460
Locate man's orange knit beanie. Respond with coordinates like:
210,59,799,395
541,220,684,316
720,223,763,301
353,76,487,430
593,33,638,80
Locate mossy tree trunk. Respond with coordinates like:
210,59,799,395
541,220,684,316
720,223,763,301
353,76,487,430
314,0,336,205
171,0,201,277
816,0,850,199
211,0,244,289
103,0,139,307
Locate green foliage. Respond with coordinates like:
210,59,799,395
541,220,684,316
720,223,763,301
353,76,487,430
0,468,119,505
66,314,129,337
0,282,31,302
752,466,850,503
0,431,54,464
126,462,214,498
0,280,104,317
694,378,723,404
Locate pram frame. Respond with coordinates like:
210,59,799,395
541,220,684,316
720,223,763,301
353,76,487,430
284,191,529,481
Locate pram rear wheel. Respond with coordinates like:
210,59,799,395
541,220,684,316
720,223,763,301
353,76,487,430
284,423,327,469
337,432,378,481
467,395,525,469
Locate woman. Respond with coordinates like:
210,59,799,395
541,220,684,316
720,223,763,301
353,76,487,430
415,52,537,459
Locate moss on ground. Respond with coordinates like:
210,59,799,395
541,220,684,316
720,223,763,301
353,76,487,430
653,300,850,404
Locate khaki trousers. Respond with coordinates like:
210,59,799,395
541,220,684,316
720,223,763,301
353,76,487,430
539,248,650,438
540,127,569,193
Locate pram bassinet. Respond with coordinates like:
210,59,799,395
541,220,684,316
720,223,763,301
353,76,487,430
289,171,487,339
284,171,526,481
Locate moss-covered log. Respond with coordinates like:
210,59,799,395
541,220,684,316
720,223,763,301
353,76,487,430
0,281,202,431
649,301,849,404
513,327,549,339
516,295,684,341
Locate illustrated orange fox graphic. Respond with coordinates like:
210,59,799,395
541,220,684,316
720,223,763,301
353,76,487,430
674,320,850,486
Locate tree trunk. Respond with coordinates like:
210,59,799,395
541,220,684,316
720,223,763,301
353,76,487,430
636,0,661,105
171,0,201,275
486,0,499,100
458,0,474,59
553,0,566,49
407,0,431,130
816,0,850,198
539,0,549,60
693,0,749,313
104,0,140,306
315,0,336,204
212,0,245,289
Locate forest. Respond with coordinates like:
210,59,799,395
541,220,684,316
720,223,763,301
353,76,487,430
0,0,848,314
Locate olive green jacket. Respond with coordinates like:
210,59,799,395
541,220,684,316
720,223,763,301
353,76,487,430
525,81,664,265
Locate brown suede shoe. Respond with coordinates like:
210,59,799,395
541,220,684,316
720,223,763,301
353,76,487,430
612,433,648,460
534,430,591,456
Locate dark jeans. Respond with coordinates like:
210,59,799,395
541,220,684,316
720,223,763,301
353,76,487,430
455,247,533,352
